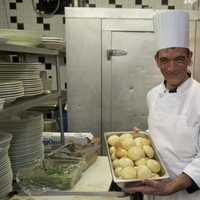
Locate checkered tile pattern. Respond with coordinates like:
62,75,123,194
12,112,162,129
3,0,191,33
0,0,195,90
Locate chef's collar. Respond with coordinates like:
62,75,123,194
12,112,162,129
161,77,192,94
163,80,177,93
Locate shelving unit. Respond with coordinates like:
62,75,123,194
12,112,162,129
1,92,59,116
0,43,65,144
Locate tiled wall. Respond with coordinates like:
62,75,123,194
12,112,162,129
0,0,198,90
2,0,196,35
0,0,9,28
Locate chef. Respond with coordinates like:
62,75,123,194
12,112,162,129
125,10,200,200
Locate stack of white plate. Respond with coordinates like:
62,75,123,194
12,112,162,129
0,133,13,198
42,37,65,50
0,98,5,111
0,29,42,47
0,81,24,103
0,111,44,177
0,63,43,96
0,37,7,44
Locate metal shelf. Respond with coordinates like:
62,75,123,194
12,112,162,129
0,92,60,117
0,43,59,55
0,43,65,144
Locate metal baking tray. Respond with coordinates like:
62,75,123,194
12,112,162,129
104,131,169,188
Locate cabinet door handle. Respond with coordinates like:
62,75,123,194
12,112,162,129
107,49,128,60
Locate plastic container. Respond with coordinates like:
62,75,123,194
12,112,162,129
48,143,100,171
16,158,84,194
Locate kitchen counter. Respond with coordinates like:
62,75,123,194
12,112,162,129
71,156,112,192
10,156,130,200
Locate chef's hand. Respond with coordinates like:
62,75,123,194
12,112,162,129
123,173,193,196
132,127,141,133
124,179,173,196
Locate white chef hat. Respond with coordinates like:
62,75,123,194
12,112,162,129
153,10,190,51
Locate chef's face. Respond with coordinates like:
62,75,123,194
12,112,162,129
155,47,192,88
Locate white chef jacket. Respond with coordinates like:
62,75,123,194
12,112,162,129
146,78,200,200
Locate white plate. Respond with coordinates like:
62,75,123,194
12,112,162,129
0,71,40,76
0,80,23,85
6,41,39,47
0,92,24,97
0,29,42,47
0,89,24,93
42,36,64,41
0,74,39,78
24,91,43,96
0,37,7,43
0,85,24,88
0,63,42,69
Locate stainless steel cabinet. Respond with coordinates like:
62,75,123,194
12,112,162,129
65,8,200,152
102,22,161,133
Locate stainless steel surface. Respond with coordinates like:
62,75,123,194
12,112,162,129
102,30,161,133
65,8,200,19
66,18,102,137
194,21,200,82
30,90,67,109
55,54,65,145
104,131,169,189
65,8,200,154
35,191,126,197
0,92,59,116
